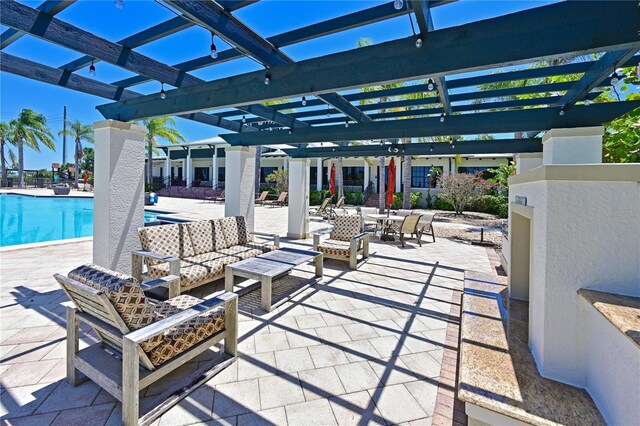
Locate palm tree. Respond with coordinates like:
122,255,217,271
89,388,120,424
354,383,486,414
0,121,14,187
141,117,186,187
9,109,55,188
59,120,94,189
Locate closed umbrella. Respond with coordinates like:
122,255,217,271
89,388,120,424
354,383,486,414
329,163,336,196
386,158,396,208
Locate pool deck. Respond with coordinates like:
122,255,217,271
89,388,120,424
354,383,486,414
0,195,499,425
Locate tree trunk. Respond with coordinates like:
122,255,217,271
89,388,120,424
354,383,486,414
1,139,6,187
147,139,153,187
378,156,385,213
337,157,344,199
74,138,80,189
254,145,262,196
18,139,24,188
402,155,412,209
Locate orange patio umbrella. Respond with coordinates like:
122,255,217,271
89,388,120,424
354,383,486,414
329,163,336,195
83,170,89,185
386,158,396,207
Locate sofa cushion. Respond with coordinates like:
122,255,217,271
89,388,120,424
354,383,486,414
67,264,163,352
145,294,225,366
217,244,263,260
184,220,217,255
330,215,361,241
146,252,238,289
219,216,250,246
317,239,357,258
139,223,195,263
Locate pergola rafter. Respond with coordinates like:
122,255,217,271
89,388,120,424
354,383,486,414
0,0,76,49
95,1,640,123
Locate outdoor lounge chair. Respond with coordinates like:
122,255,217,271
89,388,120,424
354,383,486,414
388,214,424,248
313,214,369,269
264,191,288,207
54,264,238,426
255,190,269,205
418,211,436,243
211,189,225,203
310,197,331,219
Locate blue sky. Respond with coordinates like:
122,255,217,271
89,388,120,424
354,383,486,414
1,0,558,170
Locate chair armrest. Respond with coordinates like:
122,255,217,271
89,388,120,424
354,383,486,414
132,250,180,264
125,292,238,344
250,231,280,248
140,275,180,291
350,232,369,242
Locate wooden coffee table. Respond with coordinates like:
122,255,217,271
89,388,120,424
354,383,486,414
224,248,323,312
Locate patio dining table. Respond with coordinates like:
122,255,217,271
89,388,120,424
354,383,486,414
367,213,405,241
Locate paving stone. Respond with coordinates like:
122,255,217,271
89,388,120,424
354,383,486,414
212,379,261,419
368,383,428,424
340,340,381,363
285,329,321,348
297,365,347,401
2,326,61,345
158,386,215,425
404,380,439,417
254,332,289,353
35,379,102,414
1,341,58,364
274,347,315,373
237,406,287,426
50,402,115,426
334,362,381,393
294,314,326,330
308,345,349,369
258,375,305,410
342,323,378,341
367,335,407,358
0,382,58,418
0,411,59,426
328,390,384,426
2,360,58,388
285,399,338,425
367,357,417,386
400,352,442,380
237,352,277,381
315,325,351,344
324,299,355,312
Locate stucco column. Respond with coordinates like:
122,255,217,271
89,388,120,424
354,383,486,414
283,157,288,171
93,120,146,273
212,147,218,186
542,126,604,165
316,157,322,191
395,157,401,192
185,149,192,186
515,153,542,174
364,160,370,188
225,146,256,233
288,158,310,239
164,153,171,186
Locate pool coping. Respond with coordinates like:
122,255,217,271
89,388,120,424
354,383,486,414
0,236,94,252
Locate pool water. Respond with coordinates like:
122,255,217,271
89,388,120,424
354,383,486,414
0,194,159,247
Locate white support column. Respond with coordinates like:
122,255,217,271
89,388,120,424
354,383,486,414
225,146,256,232
363,160,370,188
395,157,401,192
164,153,171,185
316,157,322,191
283,157,289,171
212,147,218,186
93,120,146,273
185,149,192,187
288,158,310,239
542,126,604,165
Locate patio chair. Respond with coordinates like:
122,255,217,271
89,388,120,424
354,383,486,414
313,214,369,270
418,211,436,243
310,197,331,219
264,191,288,207
359,207,379,233
328,196,347,220
391,214,424,248
396,209,413,217
255,191,269,205
54,264,238,426
206,189,225,203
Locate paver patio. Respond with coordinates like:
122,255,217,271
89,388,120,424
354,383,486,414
0,204,494,425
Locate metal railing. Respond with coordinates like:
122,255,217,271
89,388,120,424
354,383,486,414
362,181,374,204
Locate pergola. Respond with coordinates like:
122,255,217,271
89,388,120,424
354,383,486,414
1,0,639,269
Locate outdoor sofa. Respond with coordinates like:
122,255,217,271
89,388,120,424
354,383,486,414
134,216,279,297
54,264,238,425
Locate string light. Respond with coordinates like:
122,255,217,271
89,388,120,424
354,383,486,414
327,106,331,117
584,95,592,106
440,112,445,123
415,37,423,48
114,0,124,9
345,120,349,128
242,115,246,123
430,145,433,152
288,128,293,135
160,83,166,100
210,32,218,59
301,96,307,106
610,71,619,86
394,0,404,10
89,59,96,77
264,72,271,85
559,106,565,116
427,78,435,91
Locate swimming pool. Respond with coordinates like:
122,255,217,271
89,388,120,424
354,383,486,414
0,194,160,247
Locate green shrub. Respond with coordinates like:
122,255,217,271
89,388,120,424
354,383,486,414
474,194,508,217
310,189,330,205
434,196,454,211
344,190,363,205
410,192,423,209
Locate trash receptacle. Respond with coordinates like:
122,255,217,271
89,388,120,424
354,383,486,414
7,178,13,188
36,178,45,188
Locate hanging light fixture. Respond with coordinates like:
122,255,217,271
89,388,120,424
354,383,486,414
610,71,620,86
114,0,124,9
326,106,331,117
160,83,166,100
415,37,423,48
345,120,349,128
210,32,218,59
89,59,96,77
264,72,271,85
242,115,246,123
427,78,435,91
559,106,566,116
584,95,592,106
301,96,307,106
449,138,453,145
452,144,455,149
440,112,445,123
430,144,433,152
289,128,293,135
394,0,404,10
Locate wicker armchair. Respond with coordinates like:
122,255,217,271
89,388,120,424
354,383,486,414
313,215,369,269
54,264,238,426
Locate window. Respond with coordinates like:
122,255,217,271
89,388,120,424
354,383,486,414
457,166,495,180
261,167,277,182
342,167,364,184
194,167,209,181
217,167,225,182
411,166,443,188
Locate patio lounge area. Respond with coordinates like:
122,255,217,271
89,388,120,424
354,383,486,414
0,233,494,425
